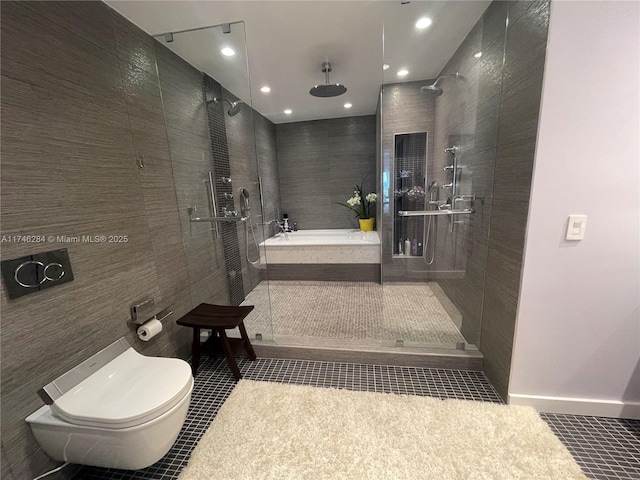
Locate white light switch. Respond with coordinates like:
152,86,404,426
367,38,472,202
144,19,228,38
566,215,587,240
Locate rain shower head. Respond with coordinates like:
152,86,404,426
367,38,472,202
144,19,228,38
421,73,460,96
310,62,347,97
212,97,244,116
421,85,443,96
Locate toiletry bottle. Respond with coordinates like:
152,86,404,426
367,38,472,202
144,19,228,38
292,222,298,232
417,242,423,256
405,239,411,256
283,213,290,231
398,241,403,255
412,239,417,256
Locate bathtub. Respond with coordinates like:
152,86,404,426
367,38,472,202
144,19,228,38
259,229,381,282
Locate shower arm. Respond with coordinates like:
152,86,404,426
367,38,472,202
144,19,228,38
432,73,460,88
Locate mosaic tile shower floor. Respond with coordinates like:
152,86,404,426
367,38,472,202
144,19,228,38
77,357,640,480
241,281,466,345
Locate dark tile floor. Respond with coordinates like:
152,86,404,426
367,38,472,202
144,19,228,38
77,357,640,480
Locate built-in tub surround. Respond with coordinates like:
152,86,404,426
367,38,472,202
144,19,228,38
260,230,380,264
261,230,381,282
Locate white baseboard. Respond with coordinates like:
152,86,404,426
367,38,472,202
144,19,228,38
508,393,640,419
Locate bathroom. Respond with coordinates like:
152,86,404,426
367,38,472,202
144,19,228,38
1,1,638,479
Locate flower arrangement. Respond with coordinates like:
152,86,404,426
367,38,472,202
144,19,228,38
338,184,377,219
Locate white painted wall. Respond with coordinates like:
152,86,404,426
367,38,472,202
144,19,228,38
509,0,640,419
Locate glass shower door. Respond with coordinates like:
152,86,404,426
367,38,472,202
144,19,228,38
380,0,493,352
154,22,274,343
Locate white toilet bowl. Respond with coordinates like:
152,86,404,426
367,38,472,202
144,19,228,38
26,346,193,470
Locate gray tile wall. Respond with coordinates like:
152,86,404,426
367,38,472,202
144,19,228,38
221,87,271,296
254,111,282,227
480,0,550,400
0,2,238,477
275,116,376,230
431,0,550,399
199,76,245,306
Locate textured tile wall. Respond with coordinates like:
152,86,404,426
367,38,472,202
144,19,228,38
254,111,282,227
198,76,245,306
480,0,551,400
275,116,376,230
0,2,232,477
221,87,266,296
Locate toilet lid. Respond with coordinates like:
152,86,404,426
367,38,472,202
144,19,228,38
51,348,193,429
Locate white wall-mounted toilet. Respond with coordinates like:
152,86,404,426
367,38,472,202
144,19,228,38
26,340,193,470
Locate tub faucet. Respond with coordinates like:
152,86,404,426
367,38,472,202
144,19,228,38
270,219,289,240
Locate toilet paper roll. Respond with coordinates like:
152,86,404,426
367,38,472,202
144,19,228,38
137,318,162,341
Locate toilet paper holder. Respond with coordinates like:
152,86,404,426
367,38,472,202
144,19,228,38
130,298,173,325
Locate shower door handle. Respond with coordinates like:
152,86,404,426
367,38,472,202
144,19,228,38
207,171,220,238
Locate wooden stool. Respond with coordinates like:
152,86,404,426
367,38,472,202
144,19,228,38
176,303,256,380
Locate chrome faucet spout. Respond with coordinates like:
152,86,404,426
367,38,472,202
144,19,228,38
270,219,289,240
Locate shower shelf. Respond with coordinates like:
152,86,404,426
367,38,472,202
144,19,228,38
398,209,474,217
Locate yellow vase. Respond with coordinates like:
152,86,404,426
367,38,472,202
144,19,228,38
359,218,375,232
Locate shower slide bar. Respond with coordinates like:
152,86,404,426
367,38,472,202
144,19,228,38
398,209,474,217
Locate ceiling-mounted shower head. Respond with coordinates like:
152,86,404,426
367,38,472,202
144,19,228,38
212,97,244,116
421,85,443,96
310,62,347,97
421,72,460,96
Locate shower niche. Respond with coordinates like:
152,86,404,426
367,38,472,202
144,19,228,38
393,132,432,258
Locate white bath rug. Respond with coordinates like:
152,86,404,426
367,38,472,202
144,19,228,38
178,380,587,480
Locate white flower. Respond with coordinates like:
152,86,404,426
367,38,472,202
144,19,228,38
346,195,361,207
366,193,377,203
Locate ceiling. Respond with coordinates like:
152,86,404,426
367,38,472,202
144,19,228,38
105,1,490,124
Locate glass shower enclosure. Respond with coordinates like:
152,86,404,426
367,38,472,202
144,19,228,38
153,22,274,344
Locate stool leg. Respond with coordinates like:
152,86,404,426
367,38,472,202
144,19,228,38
218,329,242,380
238,321,257,361
191,327,201,376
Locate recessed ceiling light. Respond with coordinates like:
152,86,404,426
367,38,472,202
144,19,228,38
344,103,352,109
397,69,409,77
284,109,292,115
474,52,482,58
415,17,432,29
260,86,271,93
220,47,235,57
383,64,390,70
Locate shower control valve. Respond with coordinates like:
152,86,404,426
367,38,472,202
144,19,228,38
222,207,238,217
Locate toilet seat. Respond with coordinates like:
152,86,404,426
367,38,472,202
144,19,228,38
51,348,193,429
